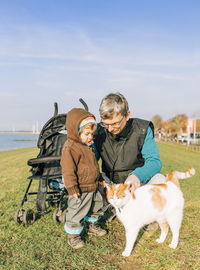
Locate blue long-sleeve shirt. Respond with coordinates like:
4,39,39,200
129,126,162,184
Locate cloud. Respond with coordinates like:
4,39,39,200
0,21,200,129
0,21,200,83
0,24,101,63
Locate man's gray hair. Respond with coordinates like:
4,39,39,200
99,92,129,119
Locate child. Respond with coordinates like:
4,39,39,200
61,108,106,249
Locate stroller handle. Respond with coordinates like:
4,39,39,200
28,156,61,166
54,102,58,116
79,98,88,111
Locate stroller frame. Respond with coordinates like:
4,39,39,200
14,99,88,225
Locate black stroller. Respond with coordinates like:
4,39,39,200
14,99,89,225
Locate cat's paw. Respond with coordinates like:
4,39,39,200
156,238,164,243
169,243,177,249
122,250,131,257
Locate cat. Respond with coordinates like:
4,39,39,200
106,167,195,257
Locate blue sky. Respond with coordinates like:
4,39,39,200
0,0,200,131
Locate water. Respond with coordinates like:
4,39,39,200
0,133,39,152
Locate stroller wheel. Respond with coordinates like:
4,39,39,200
47,195,56,207
14,209,25,224
53,208,63,224
22,209,36,225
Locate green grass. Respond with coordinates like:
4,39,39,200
0,143,200,270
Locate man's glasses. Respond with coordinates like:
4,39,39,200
100,116,125,129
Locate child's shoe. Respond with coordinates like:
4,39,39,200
67,234,85,249
88,222,107,237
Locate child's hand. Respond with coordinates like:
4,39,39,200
72,193,80,200
99,180,105,187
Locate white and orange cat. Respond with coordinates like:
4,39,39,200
106,167,195,257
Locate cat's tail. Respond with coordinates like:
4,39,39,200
166,167,195,188
171,167,195,179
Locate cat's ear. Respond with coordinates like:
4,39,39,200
124,183,130,191
125,183,135,195
125,183,136,198
105,183,111,191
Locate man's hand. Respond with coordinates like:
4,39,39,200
72,193,80,200
125,174,141,194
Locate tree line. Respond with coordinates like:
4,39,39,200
151,114,200,139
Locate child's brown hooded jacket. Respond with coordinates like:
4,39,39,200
60,108,100,195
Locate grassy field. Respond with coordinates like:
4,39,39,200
0,142,200,270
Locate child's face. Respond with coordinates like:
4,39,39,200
80,128,94,144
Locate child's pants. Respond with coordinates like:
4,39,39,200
64,189,104,235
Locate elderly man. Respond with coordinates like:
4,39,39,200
94,93,163,229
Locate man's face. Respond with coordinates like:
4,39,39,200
101,112,130,135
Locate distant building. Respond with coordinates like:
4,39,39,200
156,119,200,145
